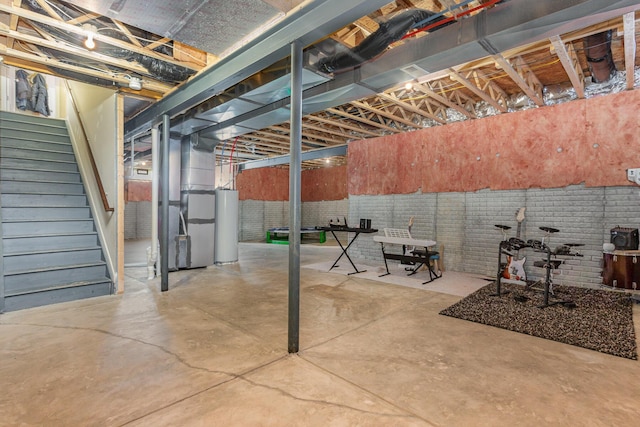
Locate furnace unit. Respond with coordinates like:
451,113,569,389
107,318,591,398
162,135,215,270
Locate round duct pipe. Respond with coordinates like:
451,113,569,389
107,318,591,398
584,30,616,83
316,9,450,74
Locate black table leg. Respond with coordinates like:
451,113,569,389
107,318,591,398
379,244,391,277
422,261,442,284
328,231,366,274
328,230,346,270
342,232,366,275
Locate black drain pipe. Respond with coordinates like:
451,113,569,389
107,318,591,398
317,9,451,74
584,30,616,83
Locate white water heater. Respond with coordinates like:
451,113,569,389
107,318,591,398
214,189,238,264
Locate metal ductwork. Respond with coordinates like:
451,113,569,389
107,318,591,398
585,30,617,83
124,0,640,150
171,0,640,153
161,134,216,271
356,0,637,92
316,8,452,74
124,0,392,138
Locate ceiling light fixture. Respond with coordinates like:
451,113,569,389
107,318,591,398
128,76,142,90
82,24,97,50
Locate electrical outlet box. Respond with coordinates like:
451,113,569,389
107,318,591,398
627,168,640,185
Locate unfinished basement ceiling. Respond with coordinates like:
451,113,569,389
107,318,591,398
61,0,297,56
1,1,640,170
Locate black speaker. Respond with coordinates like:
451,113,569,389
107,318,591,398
610,227,639,250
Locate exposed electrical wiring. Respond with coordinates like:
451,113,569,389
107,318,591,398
407,0,476,36
43,0,74,20
219,138,228,182
15,40,44,56
229,136,239,180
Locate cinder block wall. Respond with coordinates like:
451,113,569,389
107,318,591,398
127,194,349,242
124,202,138,240
124,179,153,240
238,200,267,241
343,89,640,289
239,199,348,242
348,184,640,289
302,199,349,228
124,201,152,239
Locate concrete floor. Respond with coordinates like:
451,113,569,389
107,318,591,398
1,241,640,426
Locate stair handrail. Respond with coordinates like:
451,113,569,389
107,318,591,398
63,81,114,213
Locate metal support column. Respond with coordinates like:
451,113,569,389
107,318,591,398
147,126,159,280
288,40,303,353
160,115,170,292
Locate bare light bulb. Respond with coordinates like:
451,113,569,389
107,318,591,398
84,32,95,50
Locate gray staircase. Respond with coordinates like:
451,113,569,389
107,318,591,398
0,111,113,312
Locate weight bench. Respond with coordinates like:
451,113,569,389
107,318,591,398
266,227,326,244
373,228,441,284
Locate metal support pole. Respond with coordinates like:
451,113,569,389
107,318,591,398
494,242,504,296
147,126,159,280
130,136,135,177
160,115,170,292
288,40,303,353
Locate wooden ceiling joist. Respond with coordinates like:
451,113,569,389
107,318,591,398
448,68,508,113
269,125,340,145
0,43,171,93
301,121,355,141
258,127,334,149
549,35,586,99
327,106,402,134
34,0,62,20
66,12,101,26
146,36,172,51
234,137,287,156
493,54,544,106
351,100,422,129
112,19,143,48
416,80,476,119
316,110,391,137
378,91,447,124
6,0,23,49
0,25,149,75
0,3,201,71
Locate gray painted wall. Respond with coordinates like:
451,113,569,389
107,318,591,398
124,201,152,240
239,199,348,242
130,184,640,289
347,184,640,289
